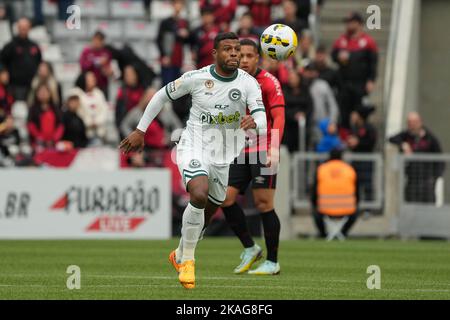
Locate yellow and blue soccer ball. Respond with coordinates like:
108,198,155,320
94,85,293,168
260,24,298,61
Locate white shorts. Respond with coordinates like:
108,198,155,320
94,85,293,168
176,147,229,206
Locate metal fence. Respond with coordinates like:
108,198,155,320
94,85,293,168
397,153,450,239
291,152,383,210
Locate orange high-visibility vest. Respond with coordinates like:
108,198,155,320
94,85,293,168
317,160,357,216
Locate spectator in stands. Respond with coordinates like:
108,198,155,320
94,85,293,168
282,70,313,152
311,148,359,238
274,0,306,37
107,44,156,89
295,29,315,70
28,61,62,109
389,112,445,203
239,0,282,29
71,71,109,145
345,106,377,201
332,12,378,128
61,95,87,149
235,12,260,43
0,65,19,166
315,119,342,153
27,83,64,152
294,0,323,30
200,0,237,31
0,17,42,100
120,88,166,168
0,66,13,116
302,63,339,135
115,65,145,139
314,44,340,98
79,31,113,99
157,0,190,86
190,7,220,69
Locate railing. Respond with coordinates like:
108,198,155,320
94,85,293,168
290,152,383,210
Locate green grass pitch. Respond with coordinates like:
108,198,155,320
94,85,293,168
0,238,449,299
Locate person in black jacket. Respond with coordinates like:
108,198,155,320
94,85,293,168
346,106,377,201
282,70,313,152
389,112,445,203
61,95,88,149
0,17,42,100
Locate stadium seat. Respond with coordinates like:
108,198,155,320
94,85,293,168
89,20,123,40
75,0,109,18
11,101,29,141
58,41,86,62
123,20,158,41
52,20,89,40
323,216,349,241
53,62,80,92
151,1,174,20
0,21,12,44
111,1,145,19
43,0,58,17
40,43,63,63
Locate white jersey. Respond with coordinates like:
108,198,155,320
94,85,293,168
167,65,265,165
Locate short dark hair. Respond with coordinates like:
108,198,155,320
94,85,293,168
329,148,343,160
214,32,239,49
93,30,106,40
200,6,214,16
239,38,259,54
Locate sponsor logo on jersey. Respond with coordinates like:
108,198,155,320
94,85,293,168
228,89,241,101
214,104,229,109
189,159,201,168
168,81,176,93
200,111,241,125
205,80,214,89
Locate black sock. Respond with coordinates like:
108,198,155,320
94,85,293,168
261,210,280,263
222,203,255,248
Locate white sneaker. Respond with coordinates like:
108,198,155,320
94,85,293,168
248,260,280,275
233,244,263,274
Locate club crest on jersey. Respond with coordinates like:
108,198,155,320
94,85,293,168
205,80,214,89
189,159,201,168
228,89,241,101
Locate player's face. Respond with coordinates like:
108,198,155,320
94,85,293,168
239,45,259,75
214,39,241,73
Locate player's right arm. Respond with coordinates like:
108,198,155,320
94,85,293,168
119,73,194,154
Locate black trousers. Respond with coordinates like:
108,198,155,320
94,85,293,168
312,210,358,238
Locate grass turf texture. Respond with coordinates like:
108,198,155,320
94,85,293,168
0,238,449,299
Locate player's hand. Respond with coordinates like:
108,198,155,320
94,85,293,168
366,80,375,93
119,129,145,155
240,115,256,130
266,147,280,169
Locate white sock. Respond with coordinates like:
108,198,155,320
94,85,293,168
181,202,205,262
175,237,183,263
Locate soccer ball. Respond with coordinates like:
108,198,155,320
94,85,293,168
260,24,298,61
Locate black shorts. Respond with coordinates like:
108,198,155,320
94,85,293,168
227,152,277,194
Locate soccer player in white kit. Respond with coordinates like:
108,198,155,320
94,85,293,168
119,33,267,289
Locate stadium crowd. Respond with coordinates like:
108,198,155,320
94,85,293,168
0,0,382,169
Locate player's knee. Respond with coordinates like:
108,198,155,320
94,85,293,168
255,199,273,213
189,188,208,208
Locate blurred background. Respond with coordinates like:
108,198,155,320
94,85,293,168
0,0,449,240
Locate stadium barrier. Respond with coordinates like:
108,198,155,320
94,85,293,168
0,169,171,239
291,152,383,210
397,153,450,239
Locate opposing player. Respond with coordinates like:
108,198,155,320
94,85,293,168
205,39,285,275
119,33,266,289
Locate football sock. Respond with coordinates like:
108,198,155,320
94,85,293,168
175,237,183,262
261,209,280,263
222,203,255,248
181,202,205,262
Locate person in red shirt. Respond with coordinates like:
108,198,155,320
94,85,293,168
239,0,282,29
27,83,64,152
190,7,221,68
79,31,113,99
115,65,145,139
206,39,285,275
200,0,237,31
